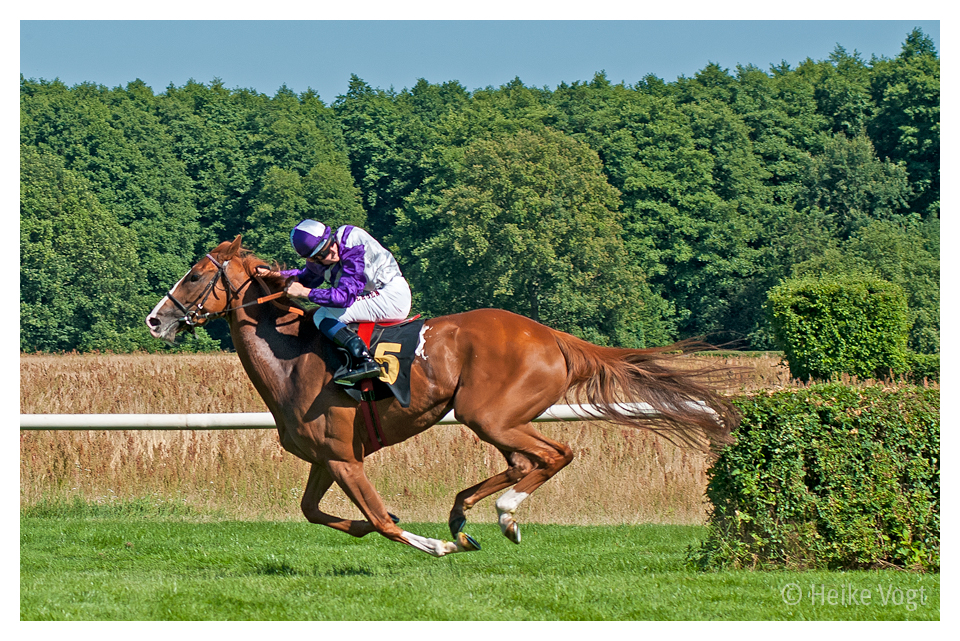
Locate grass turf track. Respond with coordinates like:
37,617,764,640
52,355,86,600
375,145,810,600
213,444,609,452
20,505,939,621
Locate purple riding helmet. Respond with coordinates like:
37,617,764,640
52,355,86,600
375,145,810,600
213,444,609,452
290,219,334,258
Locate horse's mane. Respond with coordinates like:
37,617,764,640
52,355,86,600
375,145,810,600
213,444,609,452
233,247,308,313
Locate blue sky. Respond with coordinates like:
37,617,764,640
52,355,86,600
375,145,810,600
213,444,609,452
20,19,940,104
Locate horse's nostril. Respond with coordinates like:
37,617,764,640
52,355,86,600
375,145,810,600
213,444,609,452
147,316,160,328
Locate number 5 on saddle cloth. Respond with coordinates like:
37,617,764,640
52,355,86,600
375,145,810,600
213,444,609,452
334,316,424,409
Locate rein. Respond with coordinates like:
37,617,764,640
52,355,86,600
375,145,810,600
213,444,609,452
169,254,303,327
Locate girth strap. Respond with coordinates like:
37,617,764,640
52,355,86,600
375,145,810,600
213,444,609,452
356,322,385,454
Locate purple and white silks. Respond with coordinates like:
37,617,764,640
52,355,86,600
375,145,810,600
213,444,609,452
281,225,410,324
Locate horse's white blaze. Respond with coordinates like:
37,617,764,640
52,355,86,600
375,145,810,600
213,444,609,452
401,530,459,557
146,294,169,323
415,324,431,360
145,271,191,341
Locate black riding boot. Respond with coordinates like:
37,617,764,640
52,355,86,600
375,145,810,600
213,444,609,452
316,319,383,386
333,332,382,386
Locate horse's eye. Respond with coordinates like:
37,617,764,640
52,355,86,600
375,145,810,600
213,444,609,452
189,274,201,283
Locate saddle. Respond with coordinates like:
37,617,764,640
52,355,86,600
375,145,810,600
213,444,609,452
337,315,424,409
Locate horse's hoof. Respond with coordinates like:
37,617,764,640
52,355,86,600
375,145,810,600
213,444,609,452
389,512,400,524
449,515,466,537
456,531,481,552
504,521,521,545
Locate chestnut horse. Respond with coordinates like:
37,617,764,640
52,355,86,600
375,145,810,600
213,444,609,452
146,237,739,557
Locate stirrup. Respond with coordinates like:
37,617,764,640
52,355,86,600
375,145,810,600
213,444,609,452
334,360,382,386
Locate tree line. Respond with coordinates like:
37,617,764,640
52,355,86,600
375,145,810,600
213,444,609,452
20,28,939,354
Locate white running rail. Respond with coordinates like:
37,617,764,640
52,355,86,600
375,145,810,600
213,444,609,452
19,402,707,431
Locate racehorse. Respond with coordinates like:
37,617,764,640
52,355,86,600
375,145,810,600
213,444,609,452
146,236,740,557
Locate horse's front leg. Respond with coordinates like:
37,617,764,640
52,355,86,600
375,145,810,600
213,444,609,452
301,462,378,538
325,459,478,557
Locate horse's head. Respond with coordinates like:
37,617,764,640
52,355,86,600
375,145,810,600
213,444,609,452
146,235,247,343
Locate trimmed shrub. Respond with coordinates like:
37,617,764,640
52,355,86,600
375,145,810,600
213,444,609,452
690,384,940,571
766,275,910,381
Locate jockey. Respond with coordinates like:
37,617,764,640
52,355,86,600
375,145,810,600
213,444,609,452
273,219,412,386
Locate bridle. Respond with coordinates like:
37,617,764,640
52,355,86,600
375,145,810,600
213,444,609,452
167,253,302,328
165,253,231,327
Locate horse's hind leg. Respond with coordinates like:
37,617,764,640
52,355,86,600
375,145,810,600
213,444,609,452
459,421,574,544
493,427,574,544
448,449,532,538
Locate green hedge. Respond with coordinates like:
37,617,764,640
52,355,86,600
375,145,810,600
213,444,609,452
766,275,910,381
690,384,939,571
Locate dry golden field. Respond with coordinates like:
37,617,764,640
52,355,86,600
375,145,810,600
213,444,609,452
21,351,794,525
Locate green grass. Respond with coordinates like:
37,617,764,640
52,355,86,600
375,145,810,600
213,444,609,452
21,503,939,621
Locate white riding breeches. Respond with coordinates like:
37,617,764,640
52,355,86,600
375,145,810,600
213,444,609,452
313,277,412,328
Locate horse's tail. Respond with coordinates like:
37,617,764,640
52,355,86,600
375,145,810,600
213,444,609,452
552,332,741,453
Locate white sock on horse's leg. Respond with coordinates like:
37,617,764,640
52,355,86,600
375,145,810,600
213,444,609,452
495,488,528,539
401,531,460,557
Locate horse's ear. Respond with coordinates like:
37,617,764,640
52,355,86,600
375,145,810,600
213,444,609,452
222,235,243,260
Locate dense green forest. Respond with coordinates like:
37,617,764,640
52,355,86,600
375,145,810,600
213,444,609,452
20,29,939,354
